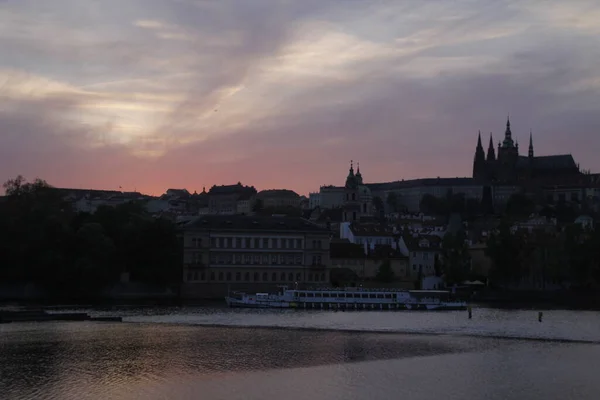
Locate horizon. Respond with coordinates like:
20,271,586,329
1,0,599,197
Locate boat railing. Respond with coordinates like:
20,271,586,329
301,287,409,293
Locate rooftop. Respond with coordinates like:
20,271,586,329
182,215,330,233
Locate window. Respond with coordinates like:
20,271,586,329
282,239,287,249
271,255,278,265
316,255,322,265
296,239,302,249
262,254,269,264
226,272,231,281
280,272,286,281
200,272,205,281
245,238,251,248
263,238,269,248
308,273,313,281
254,255,260,263
254,238,260,248
210,238,216,247
227,237,232,248
288,273,293,281
262,272,268,281
193,271,198,281
187,271,192,281
236,238,242,248
321,273,325,281
235,254,242,263
210,272,215,280
296,273,301,281
352,193,356,201
218,237,224,248
253,272,258,281
295,255,302,265
236,272,241,281
272,272,277,281
218,272,224,281
244,255,251,263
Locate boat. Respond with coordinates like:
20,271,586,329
225,286,467,311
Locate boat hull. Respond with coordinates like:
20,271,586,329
225,297,466,311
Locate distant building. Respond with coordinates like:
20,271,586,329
398,235,441,279
256,189,301,209
179,215,331,299
208,183,257,215
339,222,397,251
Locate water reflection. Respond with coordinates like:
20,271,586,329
1,321,599,400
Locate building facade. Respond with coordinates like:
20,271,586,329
179,215,331,299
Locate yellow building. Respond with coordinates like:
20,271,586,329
179,215,331,299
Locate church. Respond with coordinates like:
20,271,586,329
472,117,583,185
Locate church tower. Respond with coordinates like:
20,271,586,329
342,161,362,222
496,116,520,182
472,131,487,181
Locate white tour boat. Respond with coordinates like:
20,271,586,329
225,286,467,311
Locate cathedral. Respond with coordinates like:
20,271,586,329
472,117,582,185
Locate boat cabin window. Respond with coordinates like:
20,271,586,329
361,294,368,299
322,293,330,297
307,293,314,297
369,294,376,298
299,292,306,297
385,294,393,299
315,293,322,297
377,294,384,299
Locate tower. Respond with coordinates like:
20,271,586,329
355,162,363,185
528,130,534,159
472,131,487,181
496,116,519,182
343,160,361,222
486,133,496,162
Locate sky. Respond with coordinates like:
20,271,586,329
1,0,599,196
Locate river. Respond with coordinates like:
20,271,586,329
1,306,599,399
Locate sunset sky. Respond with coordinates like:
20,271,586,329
1,0,599,196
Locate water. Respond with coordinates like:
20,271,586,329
1,307,600,399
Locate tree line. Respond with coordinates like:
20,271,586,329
0,176,181,299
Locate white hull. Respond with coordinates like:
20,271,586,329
225,287,467,311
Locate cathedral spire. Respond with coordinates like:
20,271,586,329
502,115,514,148
355,162,363,184
528,129,534,158
487,133,496,161
477,130,483,149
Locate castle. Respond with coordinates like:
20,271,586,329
472,117,582,185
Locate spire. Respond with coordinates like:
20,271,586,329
349,160,354,176
502,115,514,148
528,129,534,158
355,162,363,184
477,130,483,149
473,131,487,180
487,133,496,161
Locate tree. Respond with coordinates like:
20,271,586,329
375,259,394,283
386,192,399,213
440,230,471,285
372,196,384,213
506,193,535,218
419,194,438,214
485,219,530,287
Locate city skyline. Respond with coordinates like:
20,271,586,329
1,0,599,196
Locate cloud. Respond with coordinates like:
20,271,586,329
0,0,599,195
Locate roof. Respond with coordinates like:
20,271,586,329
208,183,257,195
516,155,578,170
402,234,442,251
257,189,299,198
316,208,343,223
182,215,330,233
349,223,396,237
366,177,477,191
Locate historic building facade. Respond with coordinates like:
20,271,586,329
342,161,373,222
179,215,331,299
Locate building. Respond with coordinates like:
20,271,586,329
329,240,409,282
208,183,257,214
398,235,441,279
339,222,397,251
342,161,373,222
179,215,331,299
473,117,583,185
318,185,345,209
256,189,301,209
